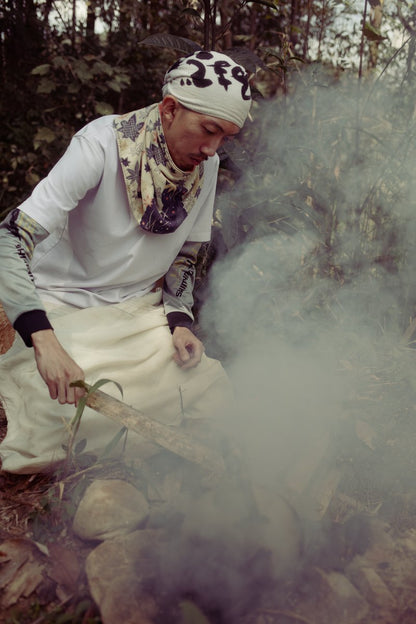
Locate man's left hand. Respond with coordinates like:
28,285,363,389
172,326,204,369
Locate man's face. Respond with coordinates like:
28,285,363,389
160,97,240,172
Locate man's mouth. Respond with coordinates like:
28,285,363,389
191,156,206,165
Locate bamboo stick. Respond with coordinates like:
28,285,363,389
85,387,225,476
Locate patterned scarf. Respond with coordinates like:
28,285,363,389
114,103,204,234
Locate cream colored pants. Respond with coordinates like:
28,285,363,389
0,291,232,473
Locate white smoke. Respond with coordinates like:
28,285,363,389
152,67,416,617
199,65,416,498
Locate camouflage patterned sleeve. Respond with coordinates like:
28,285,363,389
163,240,202,333
0,209,53,346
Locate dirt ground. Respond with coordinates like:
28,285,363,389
2,346,416,624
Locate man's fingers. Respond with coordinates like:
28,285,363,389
32,329,86,405
47,376,85,405
174,345,203,369
172,327,204,369
63,377,86,405
173,342,192,365
179,345,192,362
58,382,68,405
66,384,77,405
48,384,58,401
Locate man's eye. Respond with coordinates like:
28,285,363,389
204,127,215,135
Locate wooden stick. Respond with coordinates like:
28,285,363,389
85,387,225,476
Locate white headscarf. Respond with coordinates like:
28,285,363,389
162,50,251,128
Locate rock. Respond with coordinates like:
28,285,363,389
398,527,416,554
179,479,302,582
347,557,397,611
375,536,416,599
86,529,162,624
250,484,303,576
73,479,149,541
297,568,369,624
359,518,397,568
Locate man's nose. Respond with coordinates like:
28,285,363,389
201,136,223,157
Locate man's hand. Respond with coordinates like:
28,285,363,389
172,326,204,370
31,329,85,405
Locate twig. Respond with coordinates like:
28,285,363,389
57,458,125,484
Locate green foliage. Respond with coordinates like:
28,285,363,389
64,378,124,474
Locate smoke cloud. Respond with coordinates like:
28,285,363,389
148,68,416,619
198,64,416,544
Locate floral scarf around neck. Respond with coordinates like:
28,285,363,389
114,103,204,234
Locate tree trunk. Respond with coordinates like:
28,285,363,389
72,0,77,50
1,0,44,77
290,0,300,48
368,0,384,71
86,0,96,40
219,0,233,51
303,0,312,59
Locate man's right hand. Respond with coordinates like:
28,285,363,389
31,329,85,405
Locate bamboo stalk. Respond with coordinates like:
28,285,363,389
85,387,225,476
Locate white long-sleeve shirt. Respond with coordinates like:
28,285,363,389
0,113,219,345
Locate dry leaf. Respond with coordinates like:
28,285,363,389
47,543,81,592
0,539,45,607
2,559,44,607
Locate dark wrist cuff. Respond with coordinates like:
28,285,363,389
13,309,54,347
166,311,193,334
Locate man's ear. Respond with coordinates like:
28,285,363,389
160,96,180,124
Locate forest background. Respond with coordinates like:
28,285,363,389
1,0,416,348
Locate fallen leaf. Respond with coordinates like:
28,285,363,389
0,539,45,607
47,543,81,592
0,539,33,589
2,559,44,607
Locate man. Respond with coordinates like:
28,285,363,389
0,50,251,472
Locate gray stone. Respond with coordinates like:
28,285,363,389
347,558,397,611
73,479,149,541
296,568,369,624
86,530,162,624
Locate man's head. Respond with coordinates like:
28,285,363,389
159,97,239,171
162,50,251,129
160,50,251,171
